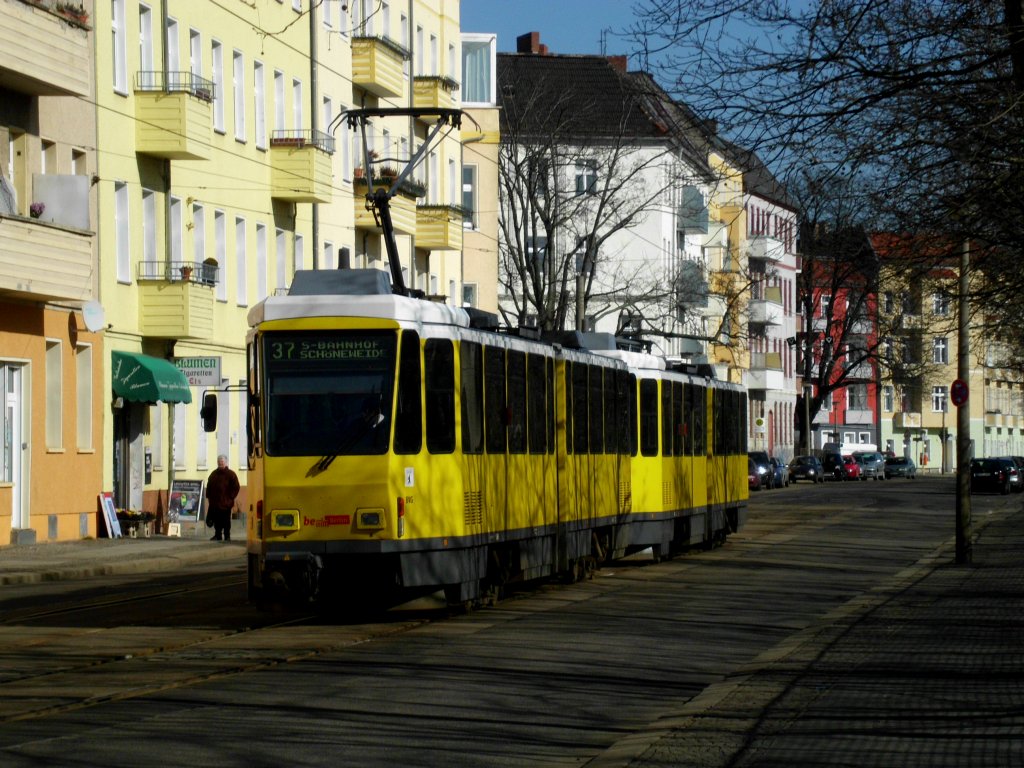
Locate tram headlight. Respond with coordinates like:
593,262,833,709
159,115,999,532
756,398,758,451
271,510,300,531
356,508,385,530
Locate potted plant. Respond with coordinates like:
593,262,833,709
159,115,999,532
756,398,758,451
29,202,45,219
180,264,193,281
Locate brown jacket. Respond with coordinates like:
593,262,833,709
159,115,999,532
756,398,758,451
206,466,240,510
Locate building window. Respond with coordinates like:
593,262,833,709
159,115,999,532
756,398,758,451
254,60,266,149
112,0,128,94
115,182,131,283
848,384,867,411
76,345,92,450
882,291,894,314
212,41,225,133
215,210,227,301
883,385,894,412
462,164,477,229
933,337,948,364
932,291,950,316
932,386,948,413
461,34,496,104
462,283,478,308
575,160,598,196
820,293,831,318
235,217,247,306
45,340,62,450
233,50,246,142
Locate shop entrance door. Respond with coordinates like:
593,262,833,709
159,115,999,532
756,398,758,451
2,364,25,528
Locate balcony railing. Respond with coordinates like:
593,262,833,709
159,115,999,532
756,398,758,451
269,129,335,154
138,260,218,286
135,71,215,102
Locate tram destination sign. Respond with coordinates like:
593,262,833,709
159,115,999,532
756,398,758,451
173,356,221,387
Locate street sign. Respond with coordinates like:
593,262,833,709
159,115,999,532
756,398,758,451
950,378,968,407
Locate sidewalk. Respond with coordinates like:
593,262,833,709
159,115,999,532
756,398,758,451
0,519,245,586
593,502,1024,767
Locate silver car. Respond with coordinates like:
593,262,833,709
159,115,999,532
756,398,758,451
853,451,885,481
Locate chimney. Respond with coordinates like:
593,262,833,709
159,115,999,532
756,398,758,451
517,31,549,54
607,55,627,72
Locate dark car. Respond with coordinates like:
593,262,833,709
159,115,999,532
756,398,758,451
789,455,825,483
853,450,886,481
821,452,844,481
884,456,917,479
970,457,1019,494
770,457,790,488
748,458,762,491
748,451,773,489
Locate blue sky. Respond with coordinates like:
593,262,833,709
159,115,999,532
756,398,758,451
459,0,640,57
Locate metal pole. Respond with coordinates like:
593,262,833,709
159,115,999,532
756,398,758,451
955,239,971,564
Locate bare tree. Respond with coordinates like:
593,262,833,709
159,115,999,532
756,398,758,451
496,52,716,336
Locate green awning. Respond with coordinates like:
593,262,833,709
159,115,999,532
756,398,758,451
111,351,193,404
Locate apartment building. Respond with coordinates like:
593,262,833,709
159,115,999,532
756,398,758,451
0,0,102,544
92,0,463,523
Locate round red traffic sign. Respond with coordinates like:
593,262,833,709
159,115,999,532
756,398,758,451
951,378,968,406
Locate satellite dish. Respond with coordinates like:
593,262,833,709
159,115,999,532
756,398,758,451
82,301,106,332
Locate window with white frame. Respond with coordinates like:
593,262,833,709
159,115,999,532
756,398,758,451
169,195,183,272
45,340,62,450
212,41,225,132
166,17,179,71
215,210,227,301
575,160,598,195
932,385,948,413
235,216,247,305
189,28,202,79
274,70,285,131
115,182,130,282
138,5,154,88
462,283,477,308
883,385,894,412
848,383,868,411
461,34,496,104
142,188,157,278
275,229,287,290
233,50,246,141
256,223,267,300
292,79,303,132
462,164,477,229
192,203,206,274
294,233,305,271
150,403,163,469
112,0,128,94
401,15,409,76
173,402,186,469
933,336,948,364
254,60,266,149
932,290,950,316
76,344,92,450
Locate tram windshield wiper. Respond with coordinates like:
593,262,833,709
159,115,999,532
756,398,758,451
312,399,385,473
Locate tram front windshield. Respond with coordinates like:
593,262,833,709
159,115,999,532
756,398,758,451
263,330,397,456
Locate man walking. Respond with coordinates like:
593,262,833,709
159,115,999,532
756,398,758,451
205,454,240,541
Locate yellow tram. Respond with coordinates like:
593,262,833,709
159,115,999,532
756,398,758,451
209,270,748,606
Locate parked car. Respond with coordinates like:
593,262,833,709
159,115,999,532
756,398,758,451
840,455,862,481
884,456,917,479
821,452,844,481
748,458,762,492
853,450,886,481
789,455,825,483
748,451,774,489
770,457,790,488
1001,457,1024,492
970,457,1019,494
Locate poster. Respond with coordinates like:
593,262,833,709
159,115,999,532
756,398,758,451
168,479,204,523
98,492,122,538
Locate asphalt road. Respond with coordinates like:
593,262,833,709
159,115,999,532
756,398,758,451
0,476,1003,767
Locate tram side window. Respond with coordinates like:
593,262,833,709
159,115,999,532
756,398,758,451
589,365,604,454
564,362,573,455
394,331,422,454
527,354,547,454
460,341,484,455
425,339,455,454
507,350,527,454
672,381,683,456
484,346,507,454
620,370,634,455
661,379,672,455
693,385,706,455
246,341,261,457
739,392,748,453
572,362,589,454
639,378,658,456
546,358,555,454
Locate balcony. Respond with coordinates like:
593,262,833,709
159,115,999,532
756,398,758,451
748,285,782,325
413,76,460,117
134,71,214,160
0,215,93,302
893,411,922,429
352,36,408,98
745,235,785,263
416,204,464,250
270,130,334,203
354,184,418,235
0,0,90,97
985,411,1004,427
137,261,216,340
846,408,874,425
899,314,922,330
747,351,784,390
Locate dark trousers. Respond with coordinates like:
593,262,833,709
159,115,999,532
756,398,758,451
210,506,232,540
